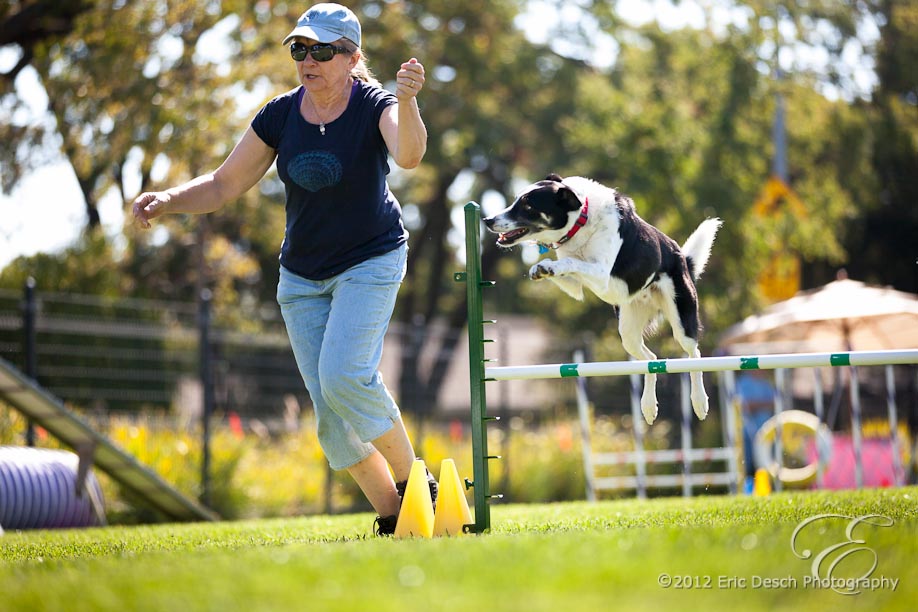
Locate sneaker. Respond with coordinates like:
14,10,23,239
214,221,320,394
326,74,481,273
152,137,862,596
395,463,438,510
374,514,398,536
374,461,438,536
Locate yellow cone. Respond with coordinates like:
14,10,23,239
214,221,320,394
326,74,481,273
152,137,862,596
753,468,772,497
433,458,474,537
394,459,435,538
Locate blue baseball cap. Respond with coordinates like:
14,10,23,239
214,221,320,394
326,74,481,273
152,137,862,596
282,3,361,47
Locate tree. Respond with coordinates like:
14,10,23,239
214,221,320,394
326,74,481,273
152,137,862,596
823,1,918,292
0,0,91,85
0,0,92,192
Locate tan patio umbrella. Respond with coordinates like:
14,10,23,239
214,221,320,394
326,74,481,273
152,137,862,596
720,277,918,352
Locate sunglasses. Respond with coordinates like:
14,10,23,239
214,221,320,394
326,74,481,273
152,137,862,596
290,42,351,62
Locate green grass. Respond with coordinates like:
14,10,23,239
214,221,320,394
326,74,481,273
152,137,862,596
2,487,916,611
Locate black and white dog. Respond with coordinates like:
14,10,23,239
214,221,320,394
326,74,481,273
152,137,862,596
483,174,722,425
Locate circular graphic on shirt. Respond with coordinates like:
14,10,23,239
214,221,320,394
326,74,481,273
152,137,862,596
286,151,343,192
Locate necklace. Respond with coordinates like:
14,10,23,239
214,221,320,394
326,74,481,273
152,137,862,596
304,79,351,137
304,90,327,136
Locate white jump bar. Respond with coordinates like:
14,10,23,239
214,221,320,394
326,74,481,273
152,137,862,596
485,349,918,381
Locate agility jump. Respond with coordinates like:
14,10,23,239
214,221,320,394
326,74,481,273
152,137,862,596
457,201,918,533
485,350,918,381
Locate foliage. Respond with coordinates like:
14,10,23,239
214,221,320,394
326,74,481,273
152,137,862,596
0,233,124,296
833,2,918,292
0,0,92,191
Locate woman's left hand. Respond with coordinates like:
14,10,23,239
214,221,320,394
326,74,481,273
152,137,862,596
396,58,425,100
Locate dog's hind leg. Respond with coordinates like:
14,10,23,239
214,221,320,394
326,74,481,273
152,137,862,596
619,301,660,424
658,273,709,420
678,336,708,420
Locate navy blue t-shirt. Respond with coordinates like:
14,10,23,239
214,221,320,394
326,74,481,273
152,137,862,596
251,80,407,280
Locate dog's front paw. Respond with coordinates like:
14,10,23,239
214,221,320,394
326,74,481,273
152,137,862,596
529,261,555,281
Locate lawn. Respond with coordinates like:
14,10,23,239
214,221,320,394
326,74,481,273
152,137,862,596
1,487,916,611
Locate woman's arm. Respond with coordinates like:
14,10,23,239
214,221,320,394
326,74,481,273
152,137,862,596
380,58,428,169
132,126,276,228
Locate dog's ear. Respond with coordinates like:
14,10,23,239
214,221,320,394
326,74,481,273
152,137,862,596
544,173,563,182
558,185,583,211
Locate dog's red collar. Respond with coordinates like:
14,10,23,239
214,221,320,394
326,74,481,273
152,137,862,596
541,197,589,250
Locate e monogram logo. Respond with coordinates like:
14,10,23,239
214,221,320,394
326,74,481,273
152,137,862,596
790,514,895,595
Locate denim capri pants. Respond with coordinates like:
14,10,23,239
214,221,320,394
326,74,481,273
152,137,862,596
277,244,407,470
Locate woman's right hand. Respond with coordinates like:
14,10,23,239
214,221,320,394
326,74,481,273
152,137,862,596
132,191,171,229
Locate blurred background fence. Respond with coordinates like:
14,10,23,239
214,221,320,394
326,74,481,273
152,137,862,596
0,285,304,420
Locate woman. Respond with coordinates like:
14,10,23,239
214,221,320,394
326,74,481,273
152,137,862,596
132,3,432,535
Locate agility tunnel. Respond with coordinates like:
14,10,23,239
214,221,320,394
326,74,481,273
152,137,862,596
457,201,918,533
0,355,217,523
0,446,105,530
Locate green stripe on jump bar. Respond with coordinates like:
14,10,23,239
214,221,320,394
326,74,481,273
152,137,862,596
560,364,580,377
740,357,759,370
830,353,851,366
648,361,667,374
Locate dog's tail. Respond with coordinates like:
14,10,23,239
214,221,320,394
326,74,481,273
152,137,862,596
682,218,722,280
